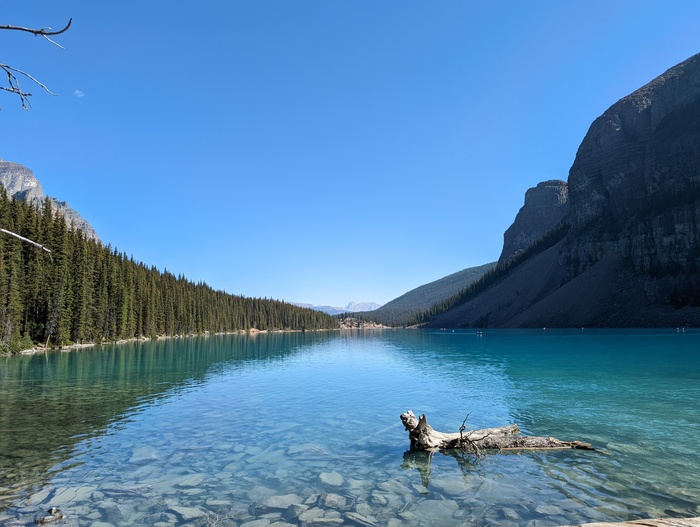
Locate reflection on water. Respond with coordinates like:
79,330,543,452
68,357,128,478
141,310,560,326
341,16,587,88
0,329,699,526
0,332,333,511
402,448,482,490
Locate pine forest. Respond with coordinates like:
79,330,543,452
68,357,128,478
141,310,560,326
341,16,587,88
0,191,338,353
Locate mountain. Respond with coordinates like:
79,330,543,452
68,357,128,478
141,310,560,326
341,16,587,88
499,180,568,263
362,262,496,326
0,158,99,241
293,301,382,315
427,52,700,328
346,301,381,312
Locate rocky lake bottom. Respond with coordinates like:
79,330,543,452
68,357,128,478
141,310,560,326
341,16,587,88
1,330,699,527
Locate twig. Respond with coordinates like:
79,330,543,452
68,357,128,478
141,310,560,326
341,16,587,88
458,413,493,456
1,18,71,108
0,19,72,48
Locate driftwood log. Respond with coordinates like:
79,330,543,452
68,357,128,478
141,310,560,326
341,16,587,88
401,410,595,452
559,518,700,527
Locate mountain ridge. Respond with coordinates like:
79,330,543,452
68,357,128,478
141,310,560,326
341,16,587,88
0,158,99,242
357,262,496,326
426,52,700,327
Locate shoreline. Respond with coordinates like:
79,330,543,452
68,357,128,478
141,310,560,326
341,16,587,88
3,317,398,358
1,327,343,358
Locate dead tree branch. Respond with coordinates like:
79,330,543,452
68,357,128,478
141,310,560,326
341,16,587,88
458,414,494,456
0,18,72,109
0,19,72,48
0,228,52,255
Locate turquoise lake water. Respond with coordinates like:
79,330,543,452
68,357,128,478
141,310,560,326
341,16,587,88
0,329,699,527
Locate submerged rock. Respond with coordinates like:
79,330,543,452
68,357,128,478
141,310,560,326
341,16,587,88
168,505,207,521
34,507,66,524
344,511,379,527
129,446,159,464
175,474,206,488
283,503,309,522
253,494,303,514
317,493,348,510
319,472,344,487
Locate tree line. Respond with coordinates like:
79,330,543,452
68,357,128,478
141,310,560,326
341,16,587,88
0,191,338,353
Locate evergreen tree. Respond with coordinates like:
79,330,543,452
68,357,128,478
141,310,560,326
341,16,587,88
0,191,338,353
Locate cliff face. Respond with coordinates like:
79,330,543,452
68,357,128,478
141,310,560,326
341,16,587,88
562,52,700,304
0,159,99,242
499,180,569,263
428,52,700,327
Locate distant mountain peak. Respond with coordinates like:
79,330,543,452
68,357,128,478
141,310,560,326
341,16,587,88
0,158,99,242
293,301,382,315
345,301,381,312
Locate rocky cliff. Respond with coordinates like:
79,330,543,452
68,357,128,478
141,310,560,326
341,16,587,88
499,180,569,263
562,52,700,306
0,159,99,242
428,52,700,327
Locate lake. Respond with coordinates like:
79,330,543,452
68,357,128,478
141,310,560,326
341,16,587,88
1,329,699,527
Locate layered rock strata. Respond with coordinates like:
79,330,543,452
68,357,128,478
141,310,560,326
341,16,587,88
562,52,700,305
431,52,700,327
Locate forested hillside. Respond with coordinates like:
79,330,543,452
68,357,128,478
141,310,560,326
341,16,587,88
361,262,496,326
0,191,337,353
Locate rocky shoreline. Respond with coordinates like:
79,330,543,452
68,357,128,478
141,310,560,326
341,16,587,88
338,317,391,330
4,454,697,527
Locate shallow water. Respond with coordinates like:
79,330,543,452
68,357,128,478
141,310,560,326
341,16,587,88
1,329,699,526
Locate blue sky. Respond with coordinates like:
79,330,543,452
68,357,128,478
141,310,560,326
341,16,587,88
2,2,700,307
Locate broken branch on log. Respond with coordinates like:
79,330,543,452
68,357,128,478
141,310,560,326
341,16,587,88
400,410,595,452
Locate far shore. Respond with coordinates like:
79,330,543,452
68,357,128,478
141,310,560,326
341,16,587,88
1,327,336,358
1,319,401,358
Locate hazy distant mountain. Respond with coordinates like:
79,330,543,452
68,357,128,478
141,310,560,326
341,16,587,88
346,301,381,312
426,52,700,328
0,158,99,241
293,301,382,315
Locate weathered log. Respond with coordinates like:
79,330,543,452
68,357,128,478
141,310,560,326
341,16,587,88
400,410,595,452
559,518,700,527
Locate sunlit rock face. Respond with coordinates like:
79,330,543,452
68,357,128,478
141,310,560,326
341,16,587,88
499,179,569,263
0,159,45,202
0,158,99,242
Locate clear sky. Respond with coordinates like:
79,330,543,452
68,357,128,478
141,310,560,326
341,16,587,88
2,1,700,307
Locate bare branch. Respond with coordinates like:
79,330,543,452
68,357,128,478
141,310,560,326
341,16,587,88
0,18,71,109
0,18,72,37
1,63,59,110
0,228,52,254
1,64,57,95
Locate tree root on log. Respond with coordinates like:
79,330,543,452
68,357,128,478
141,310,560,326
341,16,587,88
400,410,595,452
